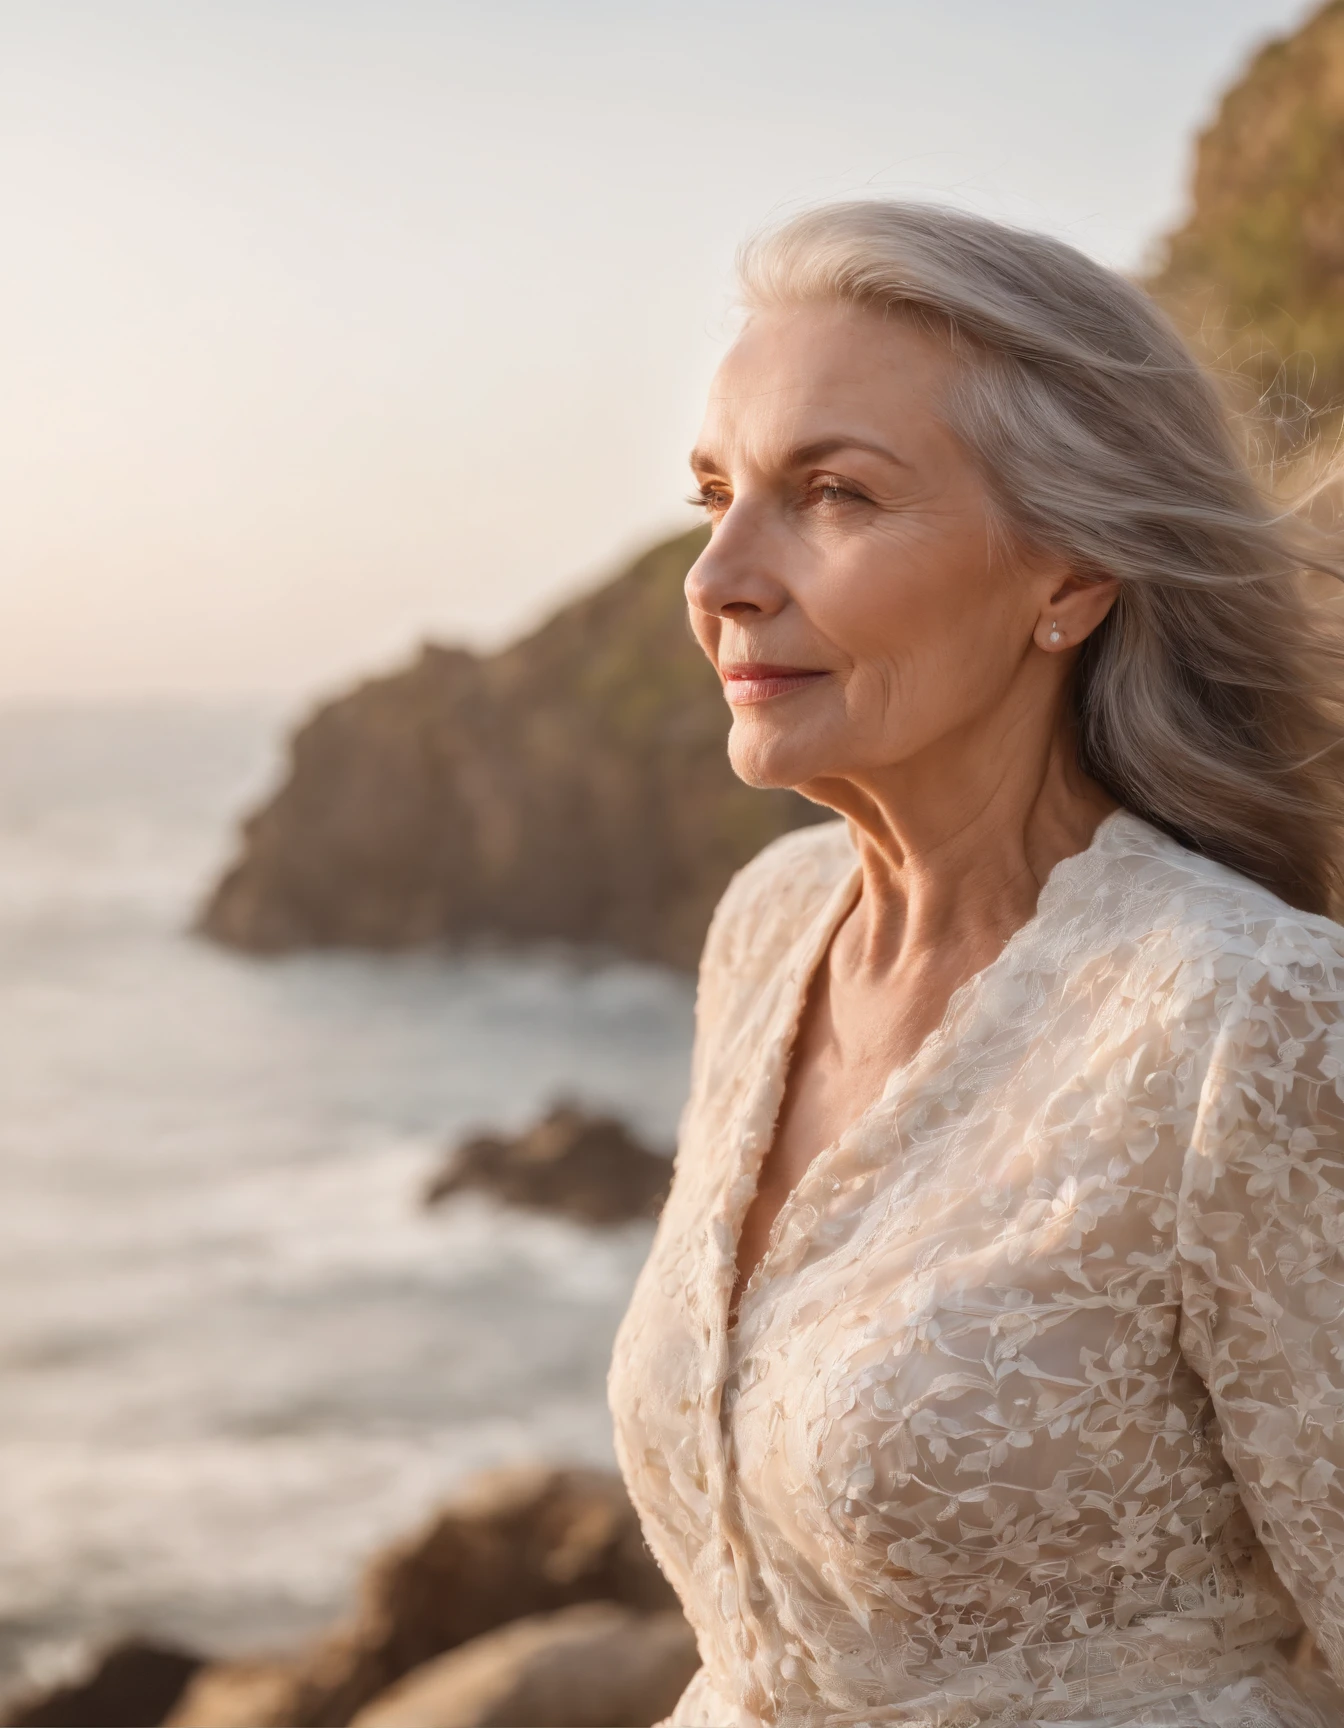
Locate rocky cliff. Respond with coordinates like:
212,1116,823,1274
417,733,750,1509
1148,0,1344,416
200,527,824,970
203,5,1344,972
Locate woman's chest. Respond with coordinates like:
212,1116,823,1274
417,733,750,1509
610,1021,1213,1570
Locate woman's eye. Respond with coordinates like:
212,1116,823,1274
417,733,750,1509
814,481,860,506
687,486,730,514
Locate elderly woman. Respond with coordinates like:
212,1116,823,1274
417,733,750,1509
606,202,1344,1728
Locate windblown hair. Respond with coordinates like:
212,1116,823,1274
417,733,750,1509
738,201,1344,916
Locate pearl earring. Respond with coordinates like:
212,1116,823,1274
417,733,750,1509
1048,621,1062,645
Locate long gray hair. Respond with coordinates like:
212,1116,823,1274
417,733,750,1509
737,201,1344,916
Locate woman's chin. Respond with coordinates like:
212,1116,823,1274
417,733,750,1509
727,725,827,792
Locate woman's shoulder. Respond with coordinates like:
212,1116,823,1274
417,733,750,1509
1105,809,1344,1011
699,818,855,980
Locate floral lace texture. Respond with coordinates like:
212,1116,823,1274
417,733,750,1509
607,812,1344,1727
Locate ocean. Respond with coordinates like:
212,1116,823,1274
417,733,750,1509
0,701,694,1697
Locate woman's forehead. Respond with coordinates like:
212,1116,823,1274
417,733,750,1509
696,307,954,469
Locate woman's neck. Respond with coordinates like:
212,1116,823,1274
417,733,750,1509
801,717,1119,980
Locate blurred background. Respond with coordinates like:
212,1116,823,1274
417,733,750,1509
2,2,1341,1723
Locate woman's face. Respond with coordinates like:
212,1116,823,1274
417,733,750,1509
685,302,1087,800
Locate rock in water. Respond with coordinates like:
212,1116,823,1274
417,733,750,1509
168,1464,679,1728
1,1639,202,1728
423,1104,671,1224
197,526,824,970
348,1604,698,1728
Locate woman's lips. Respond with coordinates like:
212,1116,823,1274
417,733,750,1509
719,663,829,706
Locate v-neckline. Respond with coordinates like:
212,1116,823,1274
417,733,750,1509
721,805,1135,1345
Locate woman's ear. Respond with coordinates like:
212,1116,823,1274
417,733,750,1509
1034,571,1121,654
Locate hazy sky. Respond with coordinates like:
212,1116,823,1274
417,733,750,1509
1,0,1318,702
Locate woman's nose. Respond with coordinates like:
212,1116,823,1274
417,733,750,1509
684,518,787,620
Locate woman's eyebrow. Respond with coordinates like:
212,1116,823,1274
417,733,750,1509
787,436,911,469
687,436,911,475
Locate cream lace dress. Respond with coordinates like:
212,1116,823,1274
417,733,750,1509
606,809,1344,1727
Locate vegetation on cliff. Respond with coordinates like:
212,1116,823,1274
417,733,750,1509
200,527,824,970
1148,0,1344,416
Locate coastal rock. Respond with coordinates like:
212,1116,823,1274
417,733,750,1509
2,1638,202,1728
168,1464,678,1728
198,527,824,971
160,1661,297,1728
424,1104,671,1224
349,1604,697,1728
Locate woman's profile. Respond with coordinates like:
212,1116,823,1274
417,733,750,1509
607,201,1344,1727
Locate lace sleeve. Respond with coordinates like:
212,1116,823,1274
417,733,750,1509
1176,919,1344,1681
